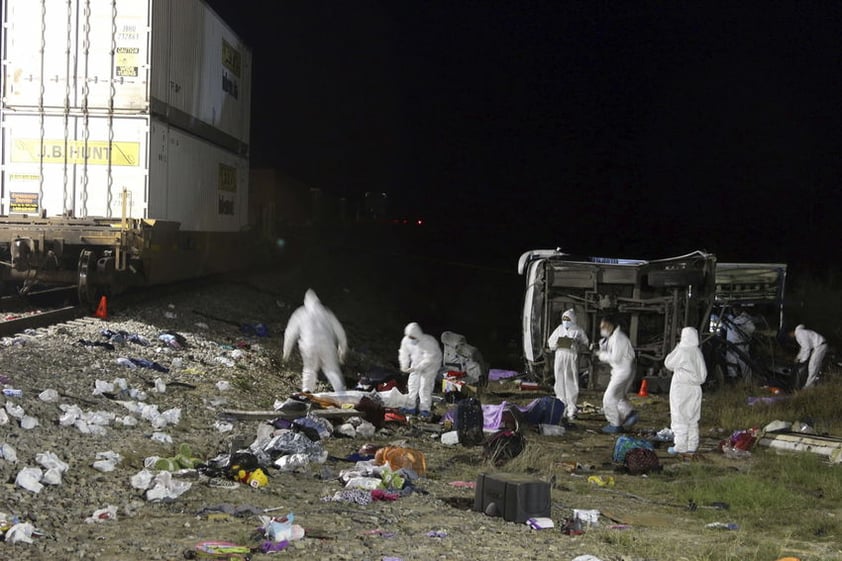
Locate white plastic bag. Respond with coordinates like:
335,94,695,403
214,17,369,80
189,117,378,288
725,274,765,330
20,415,40,430
146,471,191,501
344,477,382,490
151,432,173,444
116,415,138,427
92,380,115,395
130,469,155,490
5,401,25,419
161,408,181,425
15,467,44,493
35,452,69,473
42,468,63,486
5,522,35,544
38,389,59,402
213,421,233,433
85,505,118,523
1,443,18,462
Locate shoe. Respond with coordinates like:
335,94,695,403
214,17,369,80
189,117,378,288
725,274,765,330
667,446,679,455
399,407,417,416
601,424,623,434
419,410,431,420
622,412,640,430
208,477,239,489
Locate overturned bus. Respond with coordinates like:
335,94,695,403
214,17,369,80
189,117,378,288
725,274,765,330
517,249,786,391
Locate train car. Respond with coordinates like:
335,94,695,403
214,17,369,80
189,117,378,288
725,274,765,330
0,0,253,305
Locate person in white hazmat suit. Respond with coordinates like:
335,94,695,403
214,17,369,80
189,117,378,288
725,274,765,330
725,306,755,381
283,289,348,393
398,322,443,419
596,317,639,433
664,326,707,455
790,324,827,388
547,309,589,421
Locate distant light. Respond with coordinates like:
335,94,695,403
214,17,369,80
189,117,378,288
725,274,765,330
276,238,286,249
416,219,423,226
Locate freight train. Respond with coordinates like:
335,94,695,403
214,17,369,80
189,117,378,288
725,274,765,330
0,0,253,305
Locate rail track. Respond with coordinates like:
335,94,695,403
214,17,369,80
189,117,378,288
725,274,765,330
0,271,249,339
0,286,85,338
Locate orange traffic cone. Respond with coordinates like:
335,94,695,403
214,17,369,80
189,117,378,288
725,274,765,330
637,378,649,397
94,296,108,320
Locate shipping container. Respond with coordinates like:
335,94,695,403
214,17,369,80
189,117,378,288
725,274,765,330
1,0,251,153
1,112,248,232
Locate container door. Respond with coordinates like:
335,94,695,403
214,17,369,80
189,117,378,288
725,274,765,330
1,113,149,218
2,0,150,113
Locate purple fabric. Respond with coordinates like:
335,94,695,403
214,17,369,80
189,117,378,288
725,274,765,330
443,399,546,430
747,396,790,406
259,540,289,553
488,369,520,381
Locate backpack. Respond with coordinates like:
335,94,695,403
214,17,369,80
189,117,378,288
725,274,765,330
483,429,526,466
455,397,485,447
612,435,655,463
523,396,565,427
624,447,661,475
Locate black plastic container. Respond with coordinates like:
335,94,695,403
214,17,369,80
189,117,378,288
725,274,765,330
473,472,551,523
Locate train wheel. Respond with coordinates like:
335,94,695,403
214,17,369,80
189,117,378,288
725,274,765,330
78,250,98,308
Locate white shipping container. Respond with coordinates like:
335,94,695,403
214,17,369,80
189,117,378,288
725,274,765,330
1,112,247,232
1,0,251,151
148,119,248,232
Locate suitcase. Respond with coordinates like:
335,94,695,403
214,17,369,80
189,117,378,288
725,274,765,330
473,472,551,523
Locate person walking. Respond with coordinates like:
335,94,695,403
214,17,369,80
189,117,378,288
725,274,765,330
283,289,348,393
596,316,638,433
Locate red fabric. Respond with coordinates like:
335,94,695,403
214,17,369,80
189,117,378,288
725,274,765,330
384,411,407,423
376,380,398,391
370,489,399,501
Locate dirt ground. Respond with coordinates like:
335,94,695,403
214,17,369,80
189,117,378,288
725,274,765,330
1,228,839,561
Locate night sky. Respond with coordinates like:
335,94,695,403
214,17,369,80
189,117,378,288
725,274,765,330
207,1,842,266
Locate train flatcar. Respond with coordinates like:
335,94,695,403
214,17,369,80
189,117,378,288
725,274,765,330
0,0,253,305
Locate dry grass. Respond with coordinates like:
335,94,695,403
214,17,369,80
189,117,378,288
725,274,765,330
704,365,842,434
460,371,842,561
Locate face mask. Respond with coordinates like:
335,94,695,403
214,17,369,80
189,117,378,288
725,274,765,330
562,320,572,329
600,328,611,338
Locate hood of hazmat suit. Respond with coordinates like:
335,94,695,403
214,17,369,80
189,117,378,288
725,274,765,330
678,326,700,347
304,289,320,312
664,327,707,385
404,322,424,339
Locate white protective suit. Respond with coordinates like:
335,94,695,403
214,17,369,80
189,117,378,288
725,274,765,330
398,322,443,414
597,326,637,428
547,309,589,420
664,327,707,454
283,289,348,393
725,311,755,380
794,324,827,388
